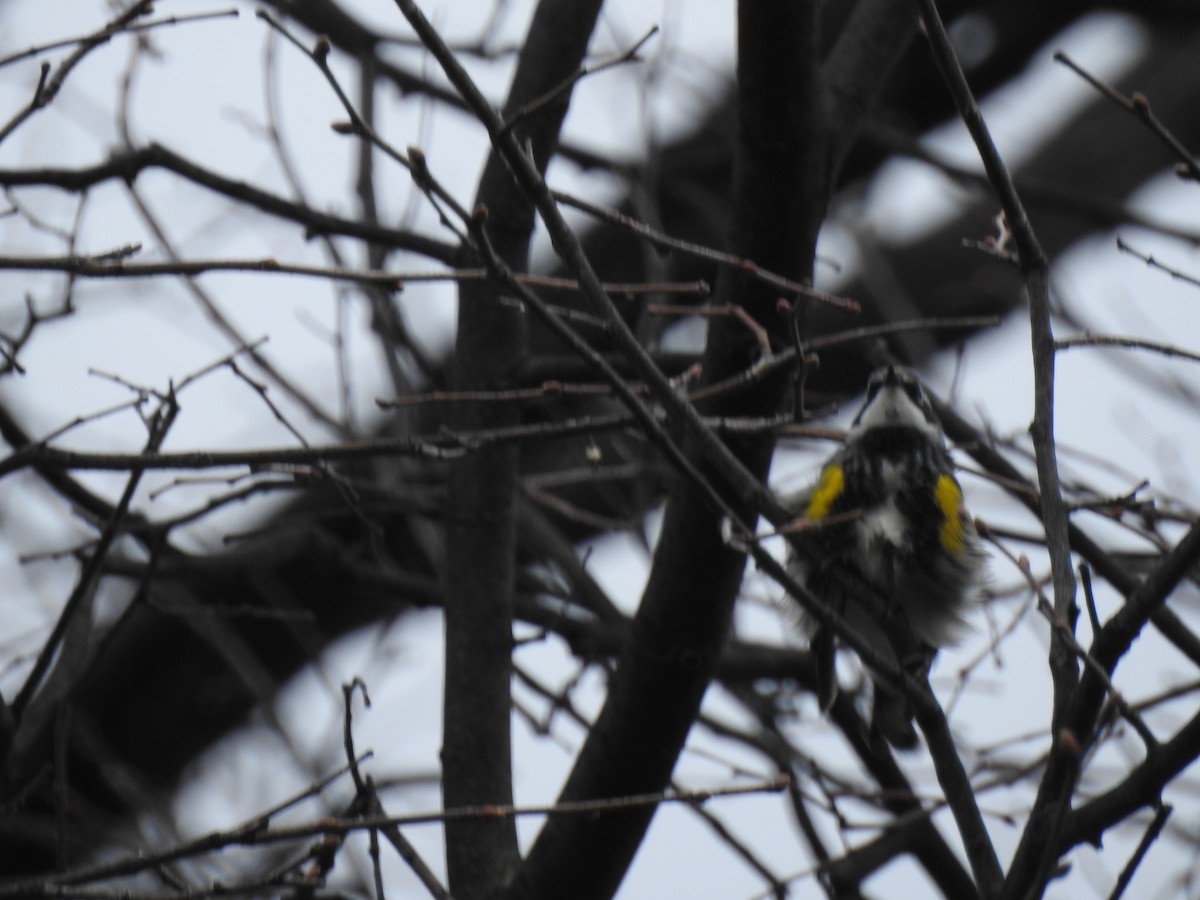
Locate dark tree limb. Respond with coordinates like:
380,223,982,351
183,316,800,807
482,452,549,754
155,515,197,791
438,0,604,894
494,0,922,892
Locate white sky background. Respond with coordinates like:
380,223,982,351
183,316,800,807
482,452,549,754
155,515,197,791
1,1,1200,897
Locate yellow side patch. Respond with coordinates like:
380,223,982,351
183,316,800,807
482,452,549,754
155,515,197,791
805,465,845,520
935,474,966,554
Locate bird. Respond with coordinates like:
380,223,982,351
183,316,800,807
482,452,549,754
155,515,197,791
782,365,986,749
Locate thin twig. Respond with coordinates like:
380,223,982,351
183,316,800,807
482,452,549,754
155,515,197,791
1117,236,1200,290
1055,52,1200,182
0,8,238,70
1034,595,1158,753
1106,804,1172,900
646,303,772,355
364,777,451,900
11,392,178,719
0,251,404,290
552,189,858,312
1080,563,1100,635
0,1,156,145
1055,333,1200,365
257,10,474,241
118,143,347,433
378,379,648,409
0,778,788,896
498,26,659,136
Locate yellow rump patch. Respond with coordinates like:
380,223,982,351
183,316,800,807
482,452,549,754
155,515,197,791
935,474,966,554
805,465,845,520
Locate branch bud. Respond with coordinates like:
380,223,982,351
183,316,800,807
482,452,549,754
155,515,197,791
313,35,331,64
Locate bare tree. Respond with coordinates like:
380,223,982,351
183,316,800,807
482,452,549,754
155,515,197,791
1,1,1200,898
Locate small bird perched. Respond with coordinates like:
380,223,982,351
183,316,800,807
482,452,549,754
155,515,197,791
783,365,985,749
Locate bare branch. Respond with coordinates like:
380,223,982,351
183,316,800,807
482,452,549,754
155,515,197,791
0,144,458,262
1055,51,1200,181
498,26,659,137
0,777,788,897
552,190,859,312
1054,333,1200,365
9,393,179,727
0,8,239,71
0,0,156,145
